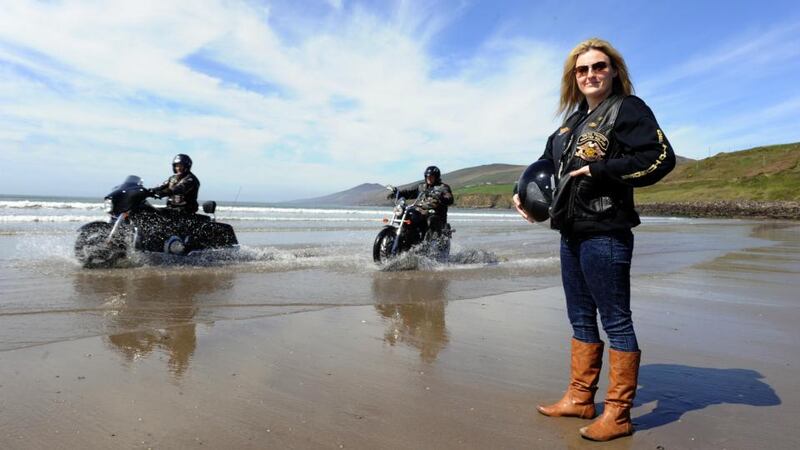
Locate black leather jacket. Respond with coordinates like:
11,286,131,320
541,95,675,236
398,181,454,220
153,171,200,214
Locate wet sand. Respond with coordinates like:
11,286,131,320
1,222,799,449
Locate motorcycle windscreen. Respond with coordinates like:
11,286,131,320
113,175,144,191
108,175,148,214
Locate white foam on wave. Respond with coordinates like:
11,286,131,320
217,206,386,215
216,205,519,219
1,198,520,219
0,214,379,224
0,200,104,210
640,216,698,223
449,211,519,218
0,212,519,224
215,216,385,222
0,215,104,223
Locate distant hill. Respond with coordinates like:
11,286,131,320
436,163,526,187
285,182,387,206
286,163,530,206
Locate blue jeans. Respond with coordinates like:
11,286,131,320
560,232,638,352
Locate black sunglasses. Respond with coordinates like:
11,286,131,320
574,61,609,76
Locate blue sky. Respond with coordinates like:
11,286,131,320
1,0,798,201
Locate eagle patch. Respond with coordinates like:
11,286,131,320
575,131,609,162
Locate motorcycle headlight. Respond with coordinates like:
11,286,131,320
393,205,404,215
103,198,113,213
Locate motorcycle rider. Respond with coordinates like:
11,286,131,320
151,154,200,214
392,166,454,239
148,154,201,245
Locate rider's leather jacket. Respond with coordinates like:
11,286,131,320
398,181,454,222
541,95,675,236
153,171,200,214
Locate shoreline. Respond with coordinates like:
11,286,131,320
637,200,800,220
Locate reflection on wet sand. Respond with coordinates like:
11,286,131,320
72,270,235,377
371,273,450,362
108,324,197,377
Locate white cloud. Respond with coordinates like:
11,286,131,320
0,0,562,200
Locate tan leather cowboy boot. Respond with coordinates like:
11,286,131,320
537,338,604,419
580,348,641,441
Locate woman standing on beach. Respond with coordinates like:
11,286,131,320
513,38,675,441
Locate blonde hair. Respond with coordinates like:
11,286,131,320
558,38,634,118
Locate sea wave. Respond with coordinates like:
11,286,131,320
0,214,521,224
0,215,379,223
0,200,519,218
217,206,384,215
0,200,104,210
0,215,104,223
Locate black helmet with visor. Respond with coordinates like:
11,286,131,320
424,165,441,182
172,154,193,173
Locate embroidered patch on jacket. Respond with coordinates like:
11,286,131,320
575,131,609,162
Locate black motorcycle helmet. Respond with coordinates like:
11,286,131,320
424,165,441,182
172,154,193,173
516,159,555,222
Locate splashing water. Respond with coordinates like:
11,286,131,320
379,244,499,272
448,249,499,265
13,233,81,268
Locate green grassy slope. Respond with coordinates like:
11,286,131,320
635,142,800,203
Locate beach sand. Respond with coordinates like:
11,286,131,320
1,222,798,449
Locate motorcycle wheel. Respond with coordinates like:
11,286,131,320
74,223,126,269
373,227,397,263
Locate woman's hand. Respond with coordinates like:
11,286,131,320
512,193,535,223
568,165,591,178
